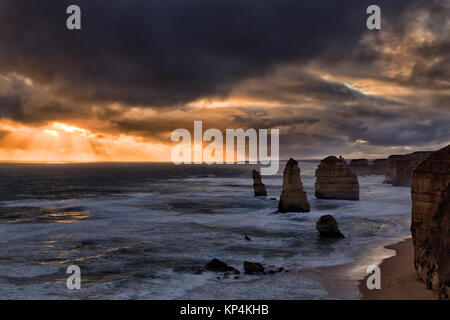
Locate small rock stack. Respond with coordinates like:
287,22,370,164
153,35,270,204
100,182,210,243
349,159,370,175
372,158,388,175
252,170,267,196
278,158,310,213
316,215,345,238
315,156,359,200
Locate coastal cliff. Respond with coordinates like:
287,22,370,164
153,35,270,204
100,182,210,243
278,158,310,213
347,158,387,176
315,156,359,200
385,151,433,186
411,145,450,299
349,159,369,175
372,158,388,175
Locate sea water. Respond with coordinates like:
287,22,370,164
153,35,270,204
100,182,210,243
0,162,412,299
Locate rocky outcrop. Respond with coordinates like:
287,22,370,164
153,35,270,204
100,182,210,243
384,155,402,184
205,259,237,272
372,158,388,175
349,159,370,175
278,158,310,213
350,159,369,167
385,151,433,186
316,215,345,238
429,189,450,299
252,170,267,196
347,158,388,176
244,261,265,274
411,145,450,299
315,156,359,200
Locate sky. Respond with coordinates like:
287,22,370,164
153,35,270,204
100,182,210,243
0,0,448,162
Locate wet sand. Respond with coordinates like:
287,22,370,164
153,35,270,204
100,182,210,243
359,238,438,300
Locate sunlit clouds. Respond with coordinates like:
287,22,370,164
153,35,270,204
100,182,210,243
0,1,448,162
0,120,171,162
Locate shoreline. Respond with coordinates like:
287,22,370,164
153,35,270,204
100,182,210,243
358,238,438,300
303,238,439,300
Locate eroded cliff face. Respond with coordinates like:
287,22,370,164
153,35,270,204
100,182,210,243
411,145,450,299
385,151,433,186
372,158,388,175
315,156,359,200
252,170,267,196
278,158,310,213
349,159,370,175
347,158,387,175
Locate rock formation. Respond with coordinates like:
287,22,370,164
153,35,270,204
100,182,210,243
278,158,310,213
252,170,267,196
411,145,449,299
350,159,369,167
315,156,359,200
344,158,389,176
316,215,345,238
372,158,388,175
205,258,237,273
385,151,433,186
384,155,402,184
244,261,265,274
349,159,370,175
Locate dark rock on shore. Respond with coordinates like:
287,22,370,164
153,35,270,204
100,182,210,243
278,158,310,213
244,261,265,274
205,259,237,272
316,215,345,238
252,170,267,196
315,156,359,200
411,145,449,299
268,267,284,275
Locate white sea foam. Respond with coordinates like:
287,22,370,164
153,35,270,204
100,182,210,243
0,163,413,299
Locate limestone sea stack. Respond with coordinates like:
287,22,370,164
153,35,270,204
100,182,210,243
349,159,370,175
278,158,310,213
411,145,449,299
315,156,359,200
385,151,433,186
316,215,345,238
384,155,402,184
252,170,267,196
372,158,388,175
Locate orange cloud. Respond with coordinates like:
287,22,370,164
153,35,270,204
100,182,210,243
0,120,171,163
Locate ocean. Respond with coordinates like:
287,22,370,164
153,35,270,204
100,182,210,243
0,161,412,299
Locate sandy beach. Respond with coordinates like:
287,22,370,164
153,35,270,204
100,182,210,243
359,238,438,300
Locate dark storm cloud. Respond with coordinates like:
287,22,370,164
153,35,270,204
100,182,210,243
0,0,448,159
220,101,450,158
320,0,450,91
0,74,89,124
0,0,413,107
232,70,406,107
